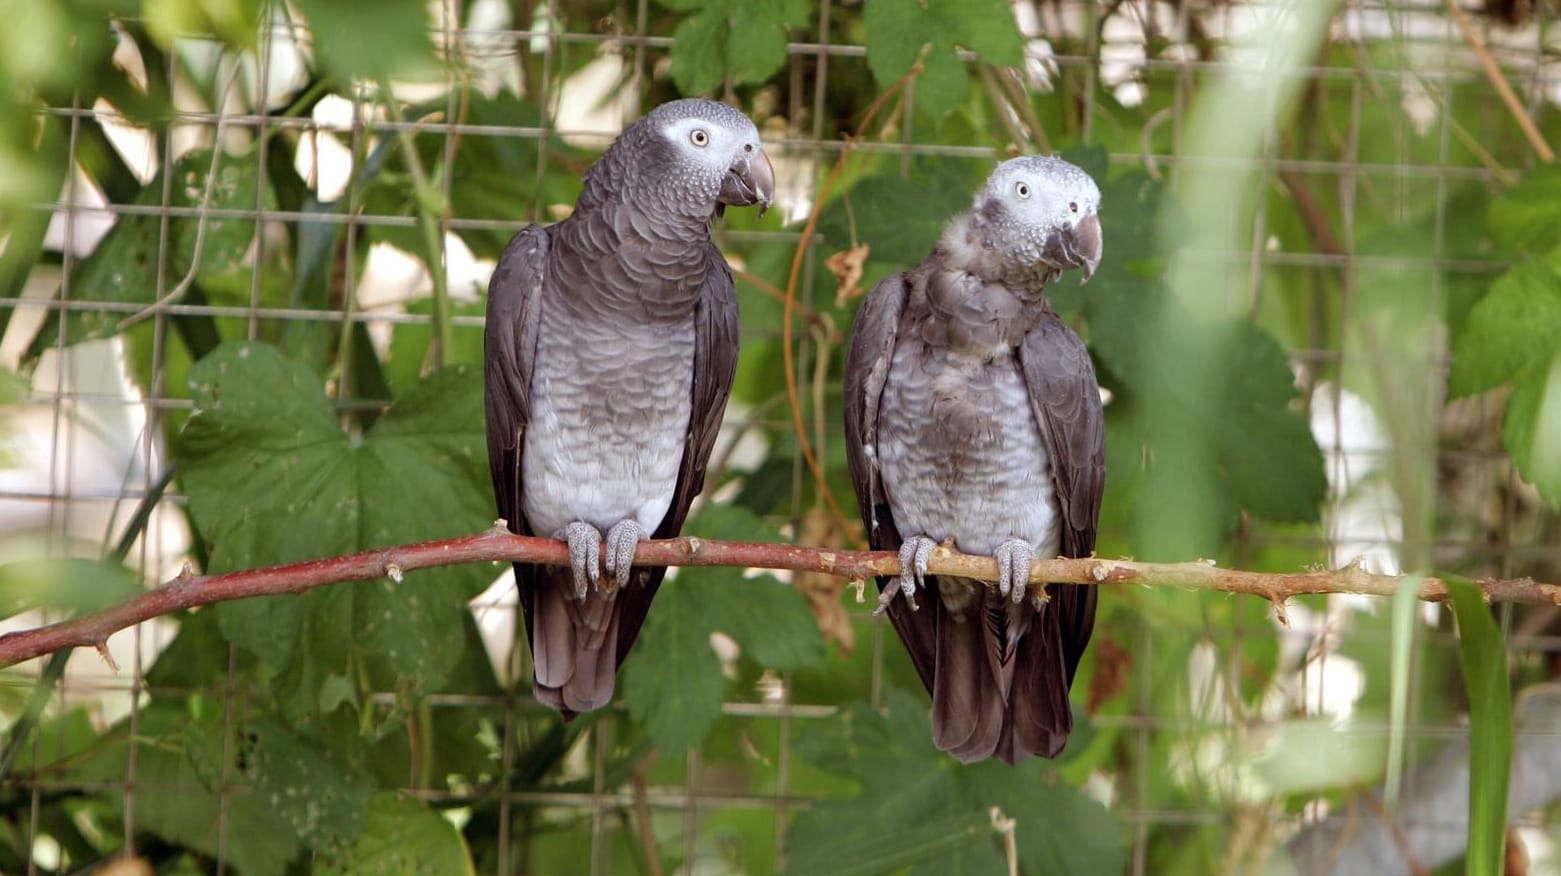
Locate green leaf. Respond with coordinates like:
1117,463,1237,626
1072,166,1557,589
1449,260,1561,397
243,718,375,853
863,0,1021,118
622,505,823,750
1488,165,1561,258
727,0,809,85
669,8,728,96
789,687,1126,876
1446,578,1513,876
0,559,143,619
70,707,301,876
316,793,475,875
620,579,728,752
25,148,268,359
293,0,434,81
1501,348,1561,505
176,342,494,700
817,158,981,269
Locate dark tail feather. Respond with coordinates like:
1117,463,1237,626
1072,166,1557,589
928,588,1075,765
931,603,1004,761
519,563,665,716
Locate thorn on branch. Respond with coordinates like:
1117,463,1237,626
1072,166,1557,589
385,562,404,583
1272,598,1291,627
94,641,118,671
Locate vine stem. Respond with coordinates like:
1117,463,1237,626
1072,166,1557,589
2,523,1558,669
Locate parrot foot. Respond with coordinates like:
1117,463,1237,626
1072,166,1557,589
556,522,602,601
994,539,1034,604
603,520,644,590
875,536,936,616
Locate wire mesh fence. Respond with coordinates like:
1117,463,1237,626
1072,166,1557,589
3,0,1561,873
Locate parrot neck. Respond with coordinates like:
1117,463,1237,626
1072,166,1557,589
937,214,1058,296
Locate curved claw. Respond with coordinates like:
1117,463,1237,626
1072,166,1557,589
875,536,937,616
995,539,1034,604
557,522,603,601
603,520,644,590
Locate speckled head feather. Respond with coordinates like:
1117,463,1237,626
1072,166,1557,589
970,156,1102,274
578,98,769,219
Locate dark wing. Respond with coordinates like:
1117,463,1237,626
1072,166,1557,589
484,224,549,542
609,245,741,659
842,272,938,694
484,225,550,661
1017,312,1106,684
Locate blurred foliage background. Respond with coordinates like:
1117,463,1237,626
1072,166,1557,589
1,0,1560,874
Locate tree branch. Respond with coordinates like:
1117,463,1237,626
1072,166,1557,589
3,523,1559,669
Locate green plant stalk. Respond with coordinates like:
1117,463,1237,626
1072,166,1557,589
1384,574,1421,809
1447,578,1513,876
381,81,454,370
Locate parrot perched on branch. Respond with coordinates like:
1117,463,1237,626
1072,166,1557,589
484,99,774,715
843,156,1105,764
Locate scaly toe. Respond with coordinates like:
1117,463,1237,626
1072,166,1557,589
603,520,644,590
996,540,1034,604
558,522,602,600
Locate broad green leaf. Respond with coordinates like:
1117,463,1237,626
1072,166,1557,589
316,793,475,875
1501,348,1561,505
663,0,806,95
1449,261,1561,397
71,707,301,876
143,0,262,50
1446,579,1513,876
621,579,728,752
669,9,728,96
25,148,268,359
1488,164,1561,258
817,158,981,270
293,0,434,81
0,558,143,619
789,687,1126,876
176,342,494,700
863,0,1022,119
623,505,823,750
243,718,374,853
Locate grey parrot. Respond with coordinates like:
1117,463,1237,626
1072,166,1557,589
843,156,1104,764
484,99,774,715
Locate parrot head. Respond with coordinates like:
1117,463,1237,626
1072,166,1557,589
973,156,1102,283
641,98,775,219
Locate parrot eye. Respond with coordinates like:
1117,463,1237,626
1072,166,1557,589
690,129,710,147
1015,182,1031,199
1069,201,1079,213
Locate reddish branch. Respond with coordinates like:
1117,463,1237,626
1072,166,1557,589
3,522,1560,669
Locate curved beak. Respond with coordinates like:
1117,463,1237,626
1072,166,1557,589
1043,211,1104,283
718,148,776,219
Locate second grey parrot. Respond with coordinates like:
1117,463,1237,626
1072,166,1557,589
843,156,1104,764
485,99,774,715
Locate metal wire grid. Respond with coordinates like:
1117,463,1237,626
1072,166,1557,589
2,0,1560,873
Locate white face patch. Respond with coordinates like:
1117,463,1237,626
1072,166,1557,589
657,116,757,174
983,157,1101,231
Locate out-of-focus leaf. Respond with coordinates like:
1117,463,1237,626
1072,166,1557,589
176,342,493,703
1449,261,1561,398
1488,165,1561,258
863,0,1022,119
25,147,269,360
661,0,808,95
70,707,301,876
143,0,262,50
817,158,980,270
294,0,434,81
316,793,475,875
789,687,1126,876
1446,578,1513,876
384,298,487,394
0,559,143,619
622,505,824,751
1449,261,1561,504
1501,349,1561,505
